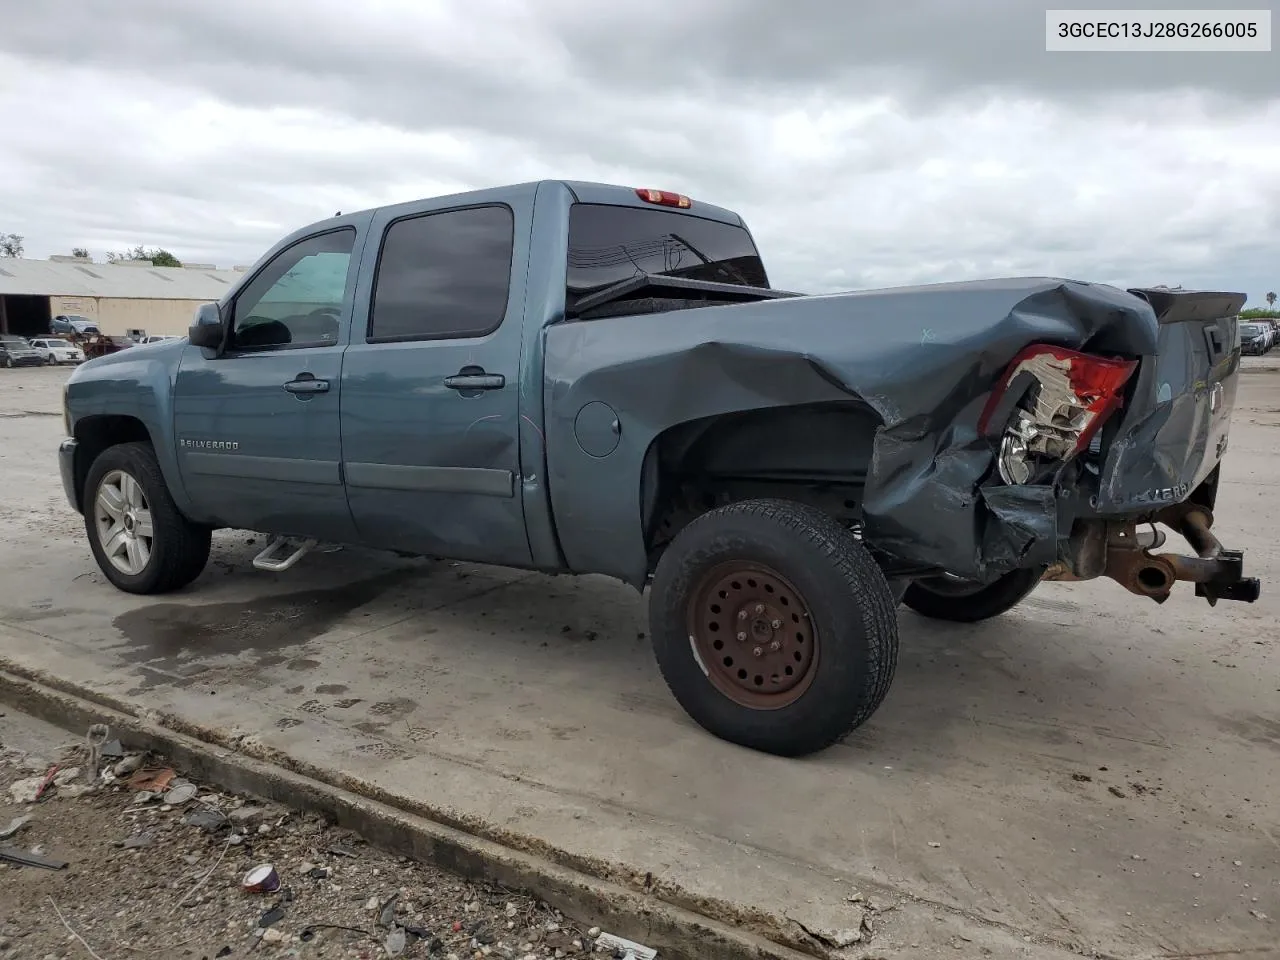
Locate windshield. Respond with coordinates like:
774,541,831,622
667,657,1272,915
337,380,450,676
566,203,768,298
1,336,28,345
1241,324,1264,336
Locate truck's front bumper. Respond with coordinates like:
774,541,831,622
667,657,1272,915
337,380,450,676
58,438,79,513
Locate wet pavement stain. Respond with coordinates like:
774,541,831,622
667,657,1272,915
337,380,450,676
369,698,418,719
110,570,414,668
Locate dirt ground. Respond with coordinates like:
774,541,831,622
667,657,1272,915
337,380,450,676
0,709,603,960
0,360,1278,959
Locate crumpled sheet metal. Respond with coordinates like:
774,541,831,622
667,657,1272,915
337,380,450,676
543,277,1160,585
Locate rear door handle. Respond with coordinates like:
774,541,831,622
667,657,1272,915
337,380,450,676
284,374,329,395
443,372,505,391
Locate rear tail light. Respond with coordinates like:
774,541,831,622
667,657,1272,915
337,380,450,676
635,188,692,208
978,345,1138,484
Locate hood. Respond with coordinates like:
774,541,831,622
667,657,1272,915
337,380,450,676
70,336,185,377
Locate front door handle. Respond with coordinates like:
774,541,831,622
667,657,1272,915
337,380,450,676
284,374,329,395
443,371,505,391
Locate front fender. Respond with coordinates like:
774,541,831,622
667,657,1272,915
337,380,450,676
65,344,192,515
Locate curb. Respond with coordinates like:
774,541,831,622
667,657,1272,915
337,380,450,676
0,666,818,960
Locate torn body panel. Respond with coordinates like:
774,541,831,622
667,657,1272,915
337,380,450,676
542,277,1241,589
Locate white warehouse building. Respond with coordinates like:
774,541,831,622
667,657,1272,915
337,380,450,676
0,257,247,340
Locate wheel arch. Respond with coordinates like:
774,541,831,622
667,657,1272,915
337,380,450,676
72,415,155,512
640,400,884,570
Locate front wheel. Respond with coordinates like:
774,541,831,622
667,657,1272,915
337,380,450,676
901,567,1044,623
649,499,899,757
84,442,211,594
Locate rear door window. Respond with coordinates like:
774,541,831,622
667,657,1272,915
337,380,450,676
368,205,515,342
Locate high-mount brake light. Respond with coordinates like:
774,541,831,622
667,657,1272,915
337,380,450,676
978,344,1138,485
635,188,692,208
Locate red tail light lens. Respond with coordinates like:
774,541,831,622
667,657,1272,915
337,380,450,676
978,345,1138,484
635,188,692,208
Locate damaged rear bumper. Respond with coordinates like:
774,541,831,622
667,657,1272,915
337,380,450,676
1043,502,1260,605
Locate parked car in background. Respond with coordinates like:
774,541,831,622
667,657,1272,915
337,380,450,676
51,315,100,336
28,337,86,365
1239,322,1271,355
0,335,45,368
80,335,135,360
138,335,182,345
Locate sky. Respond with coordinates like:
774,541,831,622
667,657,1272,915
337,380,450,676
0,0,1276,305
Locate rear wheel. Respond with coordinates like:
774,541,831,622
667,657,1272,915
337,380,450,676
649,498,899,757
901,567,1043,623
84,442,211,594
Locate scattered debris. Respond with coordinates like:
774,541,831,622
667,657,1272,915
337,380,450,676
1071,773,1092,782
378,892,399,928
34,764,60,800
120,830,156,849
384,923,407,956
1108,786,1126,799
928,841,942,848
127,767,175,792
7,776,44,804
595,931,659,959
47,896,106,960
113,754,144,777
98,739,125,761
257,903,287,928
163,780,198,805
242,863,281,894
182,805,227,833
2,736,599,959
1251,910,1270,922
0,845,68,870
0,814,33,840
85,724,109,781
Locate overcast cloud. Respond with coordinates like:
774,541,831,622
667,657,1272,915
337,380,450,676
0,0,1276,303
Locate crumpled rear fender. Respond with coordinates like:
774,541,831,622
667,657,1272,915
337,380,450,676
542,277,1159,587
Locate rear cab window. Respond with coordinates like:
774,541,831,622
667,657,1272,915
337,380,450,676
566,203,769,311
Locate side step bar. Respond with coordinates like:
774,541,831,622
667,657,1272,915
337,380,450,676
252,535,316,572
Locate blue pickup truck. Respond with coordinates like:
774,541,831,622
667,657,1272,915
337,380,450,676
59,180,1259,756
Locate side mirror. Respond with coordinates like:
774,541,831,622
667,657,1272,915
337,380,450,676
188,302,225,350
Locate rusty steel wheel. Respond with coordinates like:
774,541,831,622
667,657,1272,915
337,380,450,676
650,498,899,757
687,562,819,709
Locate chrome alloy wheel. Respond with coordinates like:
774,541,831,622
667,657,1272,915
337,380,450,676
92,468,154,575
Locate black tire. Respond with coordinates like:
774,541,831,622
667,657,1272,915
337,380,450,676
648,498,899,757
901,567,1044,623
83,441,211,594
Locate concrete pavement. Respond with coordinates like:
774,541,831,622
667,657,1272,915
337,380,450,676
0,363,1277,958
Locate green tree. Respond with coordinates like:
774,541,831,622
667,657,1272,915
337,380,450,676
0,233,23,258
1267,291,1277,310
71,247,90,259
107,245,183,268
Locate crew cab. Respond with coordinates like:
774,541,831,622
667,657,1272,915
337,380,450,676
58,180,1260,757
